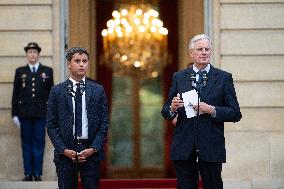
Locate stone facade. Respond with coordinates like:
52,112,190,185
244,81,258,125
0,0,61,181
213,0,284,188
0,0,283,188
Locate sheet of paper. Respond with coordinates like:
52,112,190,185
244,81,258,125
182,89,199,118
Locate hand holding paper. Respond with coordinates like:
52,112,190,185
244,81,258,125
182,89,199,118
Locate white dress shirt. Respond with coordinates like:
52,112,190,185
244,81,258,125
28,62,40,72
69,77,88,139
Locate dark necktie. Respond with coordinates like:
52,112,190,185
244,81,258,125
75,82,82,137
197,70,207,91
197,71,202,84
32,66,36,73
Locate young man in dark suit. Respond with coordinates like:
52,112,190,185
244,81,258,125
11,42,54,181
47,47,109,189
161,34,242,189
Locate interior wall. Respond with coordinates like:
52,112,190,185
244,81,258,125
68,0,96,79
178,0,204,70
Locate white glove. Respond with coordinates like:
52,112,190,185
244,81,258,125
12,116,21,129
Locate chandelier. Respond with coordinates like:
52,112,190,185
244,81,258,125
101,4,168,77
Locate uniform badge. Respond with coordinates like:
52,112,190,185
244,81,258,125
21,74,27,79
41,72,47,82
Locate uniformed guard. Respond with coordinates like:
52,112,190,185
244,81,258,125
11,42,54,181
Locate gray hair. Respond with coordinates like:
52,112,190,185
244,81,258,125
65,46,89,62
189,34,212,50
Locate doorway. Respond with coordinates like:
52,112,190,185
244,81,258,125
68,0,204,178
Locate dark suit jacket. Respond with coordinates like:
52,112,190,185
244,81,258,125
47,79,109,163
161,65,242,163
12,63,54,118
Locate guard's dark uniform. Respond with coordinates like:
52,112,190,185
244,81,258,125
12,64,53,118
12,42,54,181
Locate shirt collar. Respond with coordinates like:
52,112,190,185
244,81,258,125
69,77,86,88
193,63,210,73
28,62,40,72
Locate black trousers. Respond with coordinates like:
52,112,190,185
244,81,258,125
55,144,100,189
173,153,223,189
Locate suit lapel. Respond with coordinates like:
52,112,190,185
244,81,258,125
25,64,32,74
184,67,195,91
200,66,218,101
64,80,73,113
37,63,42,73
85,80,91,112
85,80,92,136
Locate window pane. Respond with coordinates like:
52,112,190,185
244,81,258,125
110,76,133,167
140,77,164,166
112,76,132,101
141,105,163,136
110,136,133,166
110,75,164,168
111,105,133,135
141,136,164,166
140,77,162,102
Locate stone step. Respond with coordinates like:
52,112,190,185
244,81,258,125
0,179,255,189
0,181,58,189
